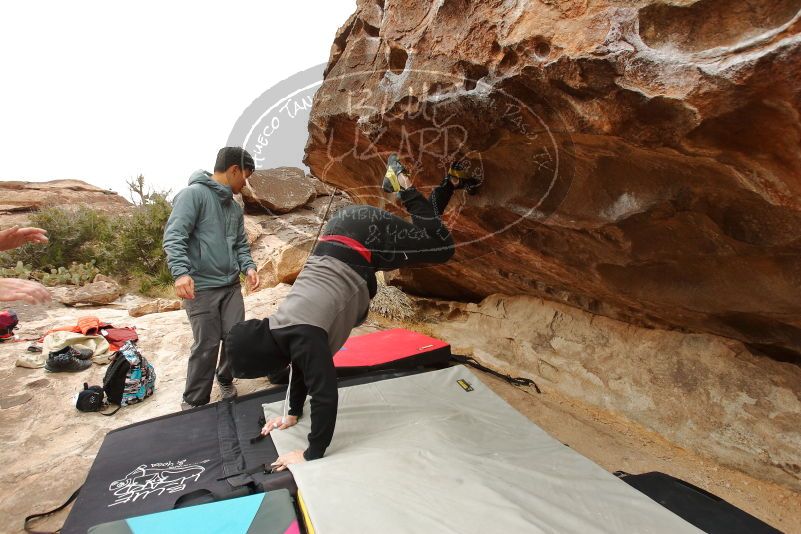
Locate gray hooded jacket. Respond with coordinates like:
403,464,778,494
163,170,256,291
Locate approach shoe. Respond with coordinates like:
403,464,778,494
51,345,93,360
382,153,408,193
45,349,92,372
218,380,238,400
180,400,202,411
73,347,94,360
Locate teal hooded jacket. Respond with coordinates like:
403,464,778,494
163,170,257,291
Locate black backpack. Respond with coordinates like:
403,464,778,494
102,341,156,406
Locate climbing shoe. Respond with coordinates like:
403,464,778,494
445,160,484,196
382,153,408,193
447,161,468,181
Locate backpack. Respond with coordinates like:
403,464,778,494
0,309,18,342
102,341,156,407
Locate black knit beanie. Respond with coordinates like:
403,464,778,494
225,318,287,378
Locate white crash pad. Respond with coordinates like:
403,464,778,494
265,365,700,533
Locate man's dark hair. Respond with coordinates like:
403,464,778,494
214,147,255,173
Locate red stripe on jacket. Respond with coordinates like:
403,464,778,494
318,235,372,263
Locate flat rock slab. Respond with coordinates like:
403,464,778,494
241,167,317,214
128,298,182,318
54,281,123,306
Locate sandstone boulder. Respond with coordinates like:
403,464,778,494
54,280,123,306
305,0,801,362
241,167,317,214
310,174,336,197
128,298,182,318
92,273,118,285
257,239,315,289
246,194,353,290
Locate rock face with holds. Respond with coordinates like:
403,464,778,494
303,0,801,363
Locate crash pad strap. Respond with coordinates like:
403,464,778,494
168,403,269,509
450,354,541,393
216,400,261,490
24,486,81,533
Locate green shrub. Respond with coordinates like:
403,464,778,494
114,194,174,296
0,177,174,296
112,195,172,274
5,206,116,272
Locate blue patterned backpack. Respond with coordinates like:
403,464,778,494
103,341,156,407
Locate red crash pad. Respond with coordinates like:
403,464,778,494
334,329,450,375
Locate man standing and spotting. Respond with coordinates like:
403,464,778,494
164,147,259,410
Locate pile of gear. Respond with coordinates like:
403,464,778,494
15,315,138,371
1,309,156,415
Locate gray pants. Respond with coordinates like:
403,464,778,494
183,283,244,405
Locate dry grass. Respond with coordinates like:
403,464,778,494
369,282,417,321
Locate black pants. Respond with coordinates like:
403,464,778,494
320,181,456,271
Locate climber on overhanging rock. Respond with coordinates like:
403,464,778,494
224,154,482,470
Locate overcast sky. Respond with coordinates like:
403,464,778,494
0,0,356,198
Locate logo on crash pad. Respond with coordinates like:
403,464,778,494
107,458,210,507
457,379,474,392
